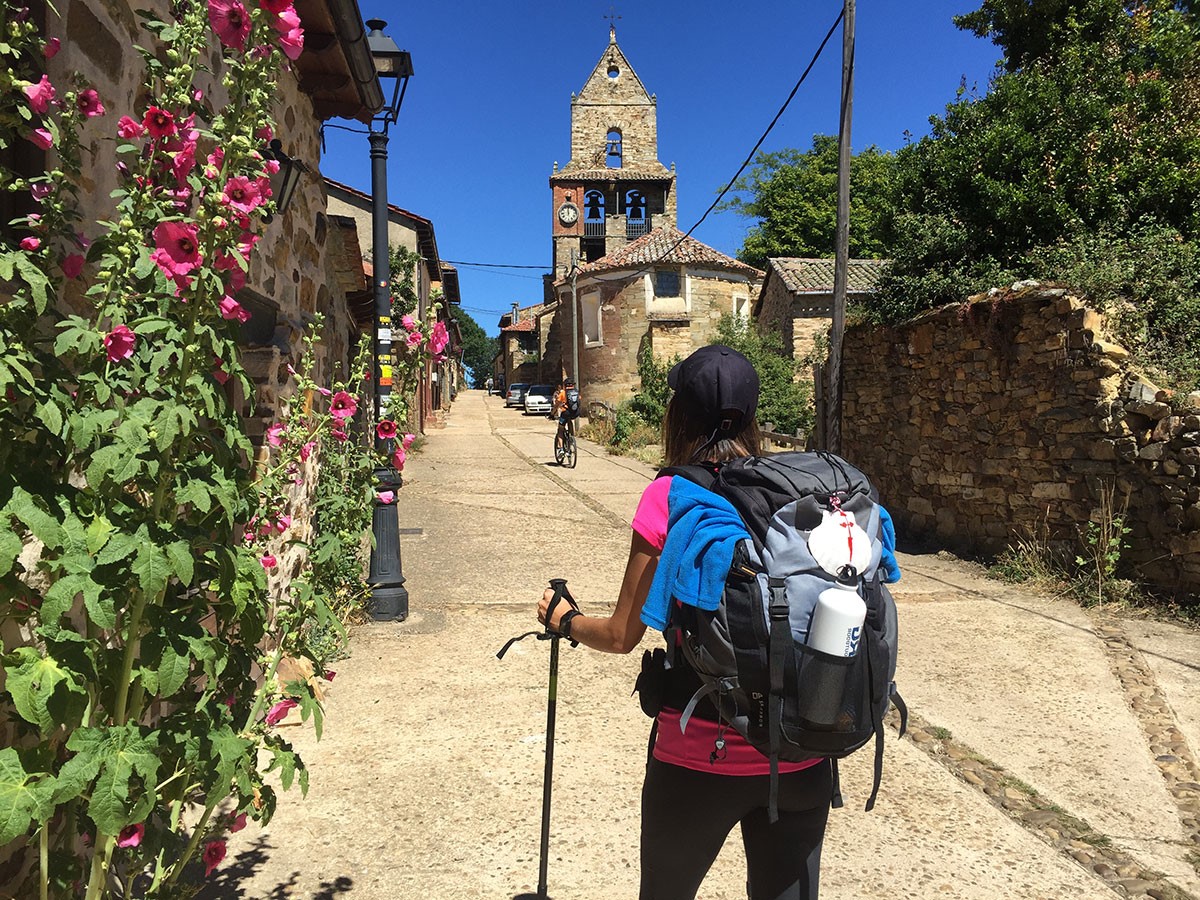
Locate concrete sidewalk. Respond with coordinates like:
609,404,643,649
210,389,1200,900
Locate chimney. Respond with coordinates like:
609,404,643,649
511,302,520,323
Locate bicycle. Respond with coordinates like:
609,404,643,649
553,416,577,468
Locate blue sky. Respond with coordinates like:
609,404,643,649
319,2,1003,337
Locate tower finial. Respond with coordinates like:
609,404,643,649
605,6,620,41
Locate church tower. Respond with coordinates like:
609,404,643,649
550,26,677,278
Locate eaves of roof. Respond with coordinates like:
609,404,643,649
293,0,384,123
324,177,442,281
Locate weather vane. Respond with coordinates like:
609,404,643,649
605,5,621,36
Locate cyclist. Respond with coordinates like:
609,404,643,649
553,379,580,456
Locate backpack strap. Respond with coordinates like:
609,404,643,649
830,758,844,809
765,575,790,824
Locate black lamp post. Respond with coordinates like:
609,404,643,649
365,19,414,622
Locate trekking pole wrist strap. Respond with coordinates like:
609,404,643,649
559,609,582,640
546,578,580,646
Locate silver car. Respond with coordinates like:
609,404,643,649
523,384,554,416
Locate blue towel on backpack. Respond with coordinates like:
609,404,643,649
879,506,901,583
641,477,751,631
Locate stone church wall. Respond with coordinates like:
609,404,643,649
840,286,1200,600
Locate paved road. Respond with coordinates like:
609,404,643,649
209,390,1200,900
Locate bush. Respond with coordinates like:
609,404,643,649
715,315,814,437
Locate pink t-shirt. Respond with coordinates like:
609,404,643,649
632,476,819,776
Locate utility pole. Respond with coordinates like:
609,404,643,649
826,0,855,455
569,249,579,384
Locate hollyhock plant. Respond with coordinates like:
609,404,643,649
299,440,316,462
265,423,286,447
402,433,416,450
30,183,51,202
400,314,416,330
208,0,252,50
391,447,406,470
406,330,423,350
260,0,293,13
42,37,60,58
376,419,398,440
219,296,251,323
278,26,305,60
329,391,357,420
62,254,85,279
19,237,40,252
117,824,145,849
259,554,277,570
103,325,136,362
142,106,176,139
223,175,263,215
150,221,202,281
274,514,291,533
265,698,298,726
430,320,449,356
269,6,301,34
229,813,247,833
377,491,395,504
23,75,55,114
76,89,105,118
28,128,53,150
203,840,227,877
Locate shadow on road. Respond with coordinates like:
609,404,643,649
194,834,354,899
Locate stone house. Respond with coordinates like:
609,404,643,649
325,178,462,430
545,226,763,409
753,258,887,362
498,302,549,388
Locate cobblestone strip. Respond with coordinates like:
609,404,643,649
895,708,1195,900
1092,615,1200,857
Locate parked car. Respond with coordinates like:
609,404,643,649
523,384,554,416
505,383,530,408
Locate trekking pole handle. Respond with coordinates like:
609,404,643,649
545,578,580,647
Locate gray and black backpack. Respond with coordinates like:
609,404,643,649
654,451,907,818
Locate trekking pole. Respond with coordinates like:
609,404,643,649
497,578,579,900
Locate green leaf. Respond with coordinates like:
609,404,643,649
3,647,88,734
37,400,63,438
6,489,64,550
131,539,170,598
165,541,194,585
95,532,137,567
0,748,52,844
42,574,111,631
62,726,161,835
176,480,212,514
0,531,22,577
86,517,114,556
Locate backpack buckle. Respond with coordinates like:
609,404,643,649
767,576,788,620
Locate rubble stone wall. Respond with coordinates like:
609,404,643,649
840,287,1200,600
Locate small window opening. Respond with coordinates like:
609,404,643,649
654,270,680,298
607,64,619,79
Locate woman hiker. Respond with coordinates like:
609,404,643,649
536,345,832,900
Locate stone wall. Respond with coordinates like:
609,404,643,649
756,280,829,362
840,286,1200,600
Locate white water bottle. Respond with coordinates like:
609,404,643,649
807,571,867,657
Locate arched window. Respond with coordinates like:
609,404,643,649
606,129,622,168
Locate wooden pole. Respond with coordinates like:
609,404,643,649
826,0,855,455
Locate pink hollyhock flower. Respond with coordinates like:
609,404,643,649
103,325,136,362
28,128,53,150
270,6,300,33
213,357,230,385
406,330,423,349
278,26,305,60
77,89,105,118
223,175,262,214
274,515,291,533
142,107,176,139
62,254,85,279
377,491,395,504
376,419,398,440
229,812,247,833
117,115,144,139
329,391,357,420
400,314,416,330
430,320,449,355
263,158,280,176
299,440,316,462
30,183,51,202
317,387,332,397
203,840,226,877
208,146,225,169
331,427,348,444
402,433,416,450
265,422,286,447
209,0,251,49
259,554,277,570
219,296,251,323
43,38,60,58
256,124,275,141
19,237,40,252
261,0,292,13
391,447,406,470
116,823,144,849
150,222,201,281
324,670,336,681
265,698,298,726
172,145,196,186
23,75,55,114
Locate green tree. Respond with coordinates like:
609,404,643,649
715,316,813,437
720,135,898,269
454,307,498,388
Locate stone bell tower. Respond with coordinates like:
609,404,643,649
549,25,677,277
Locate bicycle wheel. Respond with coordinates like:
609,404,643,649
554,432,566,465
564,434,577,468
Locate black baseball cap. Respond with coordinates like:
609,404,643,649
668,345,759,434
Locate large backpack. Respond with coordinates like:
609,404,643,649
660,451,907,818
564,387,581,415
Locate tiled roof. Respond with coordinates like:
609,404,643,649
551,166,673,183
501,319,536,333
573,226,763,279
768,258,887,294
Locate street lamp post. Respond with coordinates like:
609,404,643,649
365,19,413,622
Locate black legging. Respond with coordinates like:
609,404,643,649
639,757,832,900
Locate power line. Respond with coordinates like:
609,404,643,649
443,259,546,270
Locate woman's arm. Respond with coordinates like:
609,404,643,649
538,530,657,654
